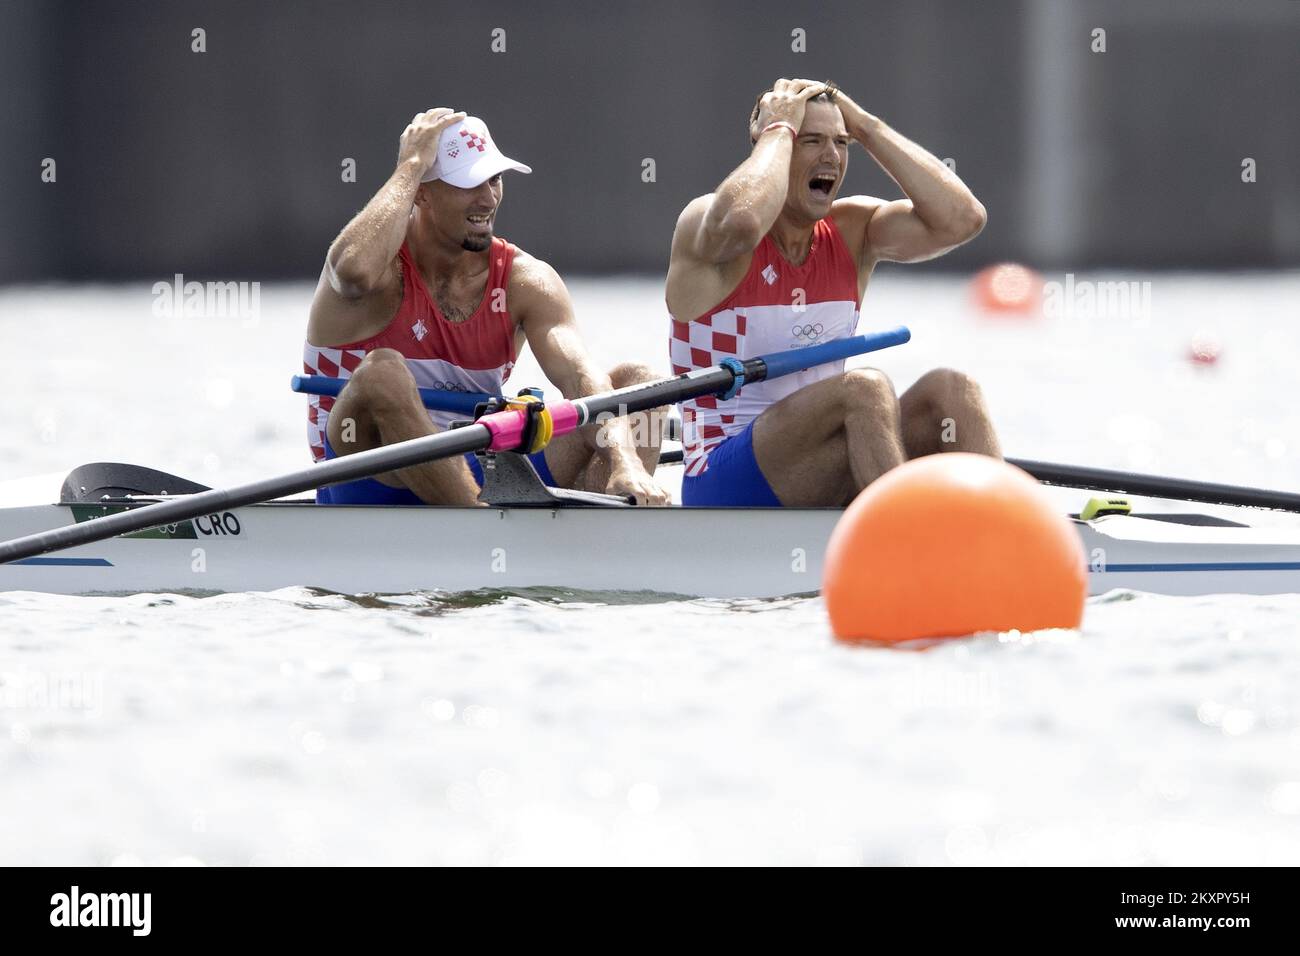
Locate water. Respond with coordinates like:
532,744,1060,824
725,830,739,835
3,273,1300,864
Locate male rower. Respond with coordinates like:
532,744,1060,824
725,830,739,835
306,108,668,505
666,79,1000,506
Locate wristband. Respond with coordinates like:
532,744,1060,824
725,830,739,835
759,121,798,142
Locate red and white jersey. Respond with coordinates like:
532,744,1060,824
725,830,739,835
668,216,861,476
304,238,518,461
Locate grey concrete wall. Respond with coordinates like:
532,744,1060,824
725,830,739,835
0,0,1295,282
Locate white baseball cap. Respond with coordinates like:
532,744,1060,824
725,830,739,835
420,116,532,187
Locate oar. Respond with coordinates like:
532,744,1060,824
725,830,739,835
0,326,911,564
1008,459,1300,514
658,445,1300,515
292,321,915,418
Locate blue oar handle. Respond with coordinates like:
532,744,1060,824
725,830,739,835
755,326,911,381
290,374,495,416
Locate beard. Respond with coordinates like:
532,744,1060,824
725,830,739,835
461,234,492,252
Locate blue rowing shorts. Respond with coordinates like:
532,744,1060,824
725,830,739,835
317,435,557,505
680,419,783,507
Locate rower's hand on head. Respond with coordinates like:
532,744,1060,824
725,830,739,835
397,107,467,171
825,87,872,134
605,468,671,507
752,78,829,138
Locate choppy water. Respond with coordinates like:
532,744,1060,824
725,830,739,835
3,273,1300,864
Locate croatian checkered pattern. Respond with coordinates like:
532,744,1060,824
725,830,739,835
303,346,366,461
669,312,747,476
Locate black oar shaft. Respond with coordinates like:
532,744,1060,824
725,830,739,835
575,366,738,423
0,424,491,564
653,453,1300,514
1009,458,1300,514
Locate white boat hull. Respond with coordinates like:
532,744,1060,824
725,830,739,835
3,500,1300,598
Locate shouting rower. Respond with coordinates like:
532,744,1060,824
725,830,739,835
666,79,1000,506
306,108,668,505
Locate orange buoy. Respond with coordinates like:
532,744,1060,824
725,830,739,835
970,263,1043,315
823,454,1087,644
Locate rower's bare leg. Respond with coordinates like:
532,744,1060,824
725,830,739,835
898,367,1002,459
326,348,482,505
751,368,906,506
544,362,666,491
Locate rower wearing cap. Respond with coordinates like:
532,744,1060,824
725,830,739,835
666,79,1001,506
306,108,668,505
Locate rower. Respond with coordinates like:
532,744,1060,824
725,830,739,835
305,109,668,506
665,79,1001,506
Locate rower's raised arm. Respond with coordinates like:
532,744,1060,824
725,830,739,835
683,132,790,263
325,108,466,297
323,160,420,300
831,90,986,265
676,79,830,266
309,109,468,346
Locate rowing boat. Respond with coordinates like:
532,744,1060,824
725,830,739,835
4,325,1300,601
2,459,1300,598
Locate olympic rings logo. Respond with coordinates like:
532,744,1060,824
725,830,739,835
791,323,824,339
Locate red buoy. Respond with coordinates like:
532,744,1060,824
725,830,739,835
970,263,1044,315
